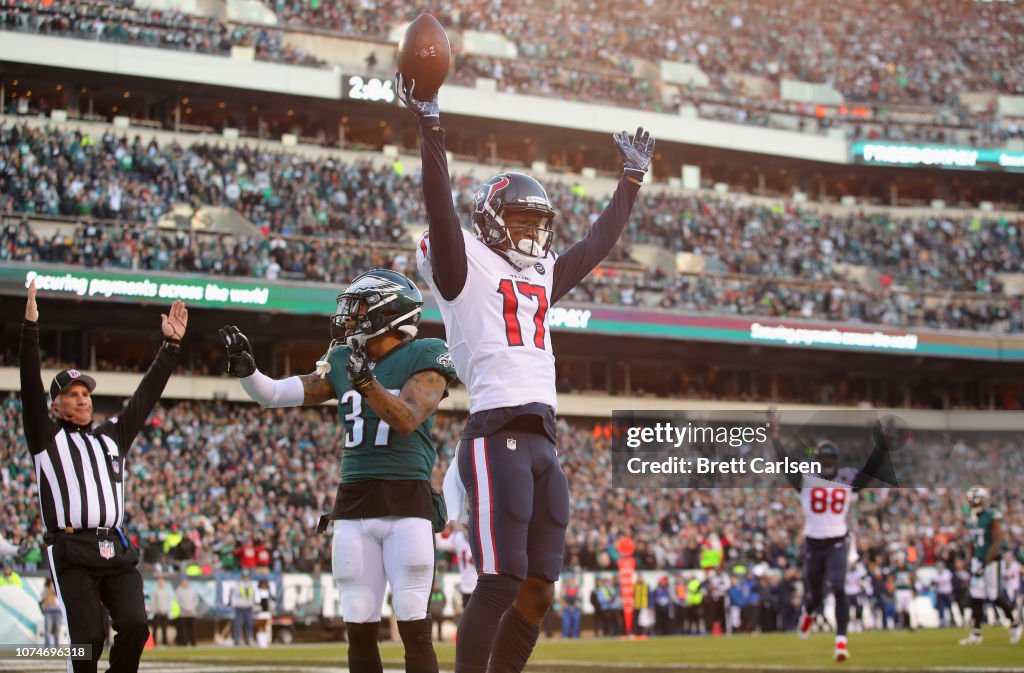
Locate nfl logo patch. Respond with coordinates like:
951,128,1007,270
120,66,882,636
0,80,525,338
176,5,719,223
507,438,517,450
68,369,81,378
98,540,115,560
112,462,120,475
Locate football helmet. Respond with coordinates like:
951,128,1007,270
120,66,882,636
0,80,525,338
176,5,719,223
331,269,423,349
966,485,990,510
471,172,556,269
814,440,840,479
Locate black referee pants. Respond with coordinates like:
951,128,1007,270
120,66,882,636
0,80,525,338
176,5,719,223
47,546,150,673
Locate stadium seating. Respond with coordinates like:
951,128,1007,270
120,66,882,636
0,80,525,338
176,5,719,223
2,121,1021,333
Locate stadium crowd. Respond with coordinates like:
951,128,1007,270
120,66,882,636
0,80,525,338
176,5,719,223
2,122,1022,332
263,0,1024,106
0,0,324,67
2,396,1020,607
4,0,1023,144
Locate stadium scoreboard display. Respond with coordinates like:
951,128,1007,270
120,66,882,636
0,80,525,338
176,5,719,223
342,74,397,104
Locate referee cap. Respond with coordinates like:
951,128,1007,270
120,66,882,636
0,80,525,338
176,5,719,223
50,369,97,402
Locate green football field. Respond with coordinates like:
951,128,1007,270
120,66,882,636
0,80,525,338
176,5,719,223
141,628,1024,672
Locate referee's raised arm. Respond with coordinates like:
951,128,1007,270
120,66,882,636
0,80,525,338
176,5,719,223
95,300,188,453
19,279,56,456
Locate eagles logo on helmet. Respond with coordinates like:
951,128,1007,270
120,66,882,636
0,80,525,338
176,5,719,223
471,172,557,270
966,485,990,510
331,269,424,349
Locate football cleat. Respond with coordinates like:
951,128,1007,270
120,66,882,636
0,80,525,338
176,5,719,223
798,613,814,639
833,640,849,662
959,632,983,646
1011,623,1022,645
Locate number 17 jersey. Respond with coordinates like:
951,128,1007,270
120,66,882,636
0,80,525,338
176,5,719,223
417,228,557,414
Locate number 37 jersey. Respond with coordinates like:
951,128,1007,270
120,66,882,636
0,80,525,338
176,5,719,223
417,228,557,414
800,468,859,539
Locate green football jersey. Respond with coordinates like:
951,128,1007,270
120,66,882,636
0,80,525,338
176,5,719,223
322,338,457,484
968,508,1003,561
894,565,915,590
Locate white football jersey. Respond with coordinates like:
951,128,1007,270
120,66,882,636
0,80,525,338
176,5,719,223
417,228,557,414
800,468,858,539
435,530,478,594
1003,558,1021,598
845,564,866,595
935,567,954,595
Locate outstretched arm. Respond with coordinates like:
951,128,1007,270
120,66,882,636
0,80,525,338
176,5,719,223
19,279,55,455
398,75,467,301
851,419,901,490
551,128,654,303
767,410,803,492
100,301,187,451
220,325,319,407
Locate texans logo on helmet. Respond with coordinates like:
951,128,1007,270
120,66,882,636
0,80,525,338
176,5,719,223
476,176,510,213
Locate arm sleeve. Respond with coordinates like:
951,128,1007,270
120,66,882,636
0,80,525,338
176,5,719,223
443,446,468,525
18,320,55,455
551,177,641,304
0,534,19,557
239,370,305,408
419,120,468,301
98,341,181,452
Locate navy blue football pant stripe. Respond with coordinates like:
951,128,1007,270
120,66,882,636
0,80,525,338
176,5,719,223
458,430,569,582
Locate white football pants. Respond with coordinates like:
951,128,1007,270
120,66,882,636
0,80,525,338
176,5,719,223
332,516,435,623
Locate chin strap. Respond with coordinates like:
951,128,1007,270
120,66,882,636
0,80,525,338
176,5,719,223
315,340,343,379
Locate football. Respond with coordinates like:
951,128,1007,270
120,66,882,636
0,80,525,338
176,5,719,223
396,13,452,101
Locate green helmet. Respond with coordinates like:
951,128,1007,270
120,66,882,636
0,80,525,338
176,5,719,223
332,269,423,349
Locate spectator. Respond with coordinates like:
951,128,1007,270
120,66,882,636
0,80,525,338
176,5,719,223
150,576,173,647
175,578,199,646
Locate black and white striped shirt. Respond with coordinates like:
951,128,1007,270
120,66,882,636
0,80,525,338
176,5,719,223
20,320,180,533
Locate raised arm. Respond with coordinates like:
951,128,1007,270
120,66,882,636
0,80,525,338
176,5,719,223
551,128,654,303
19,279,56,455
219,325,327,407
397,74,467,301
99,301,187,451
767,410,803,492
851,418,901,490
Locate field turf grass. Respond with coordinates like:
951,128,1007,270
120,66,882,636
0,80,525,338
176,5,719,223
142,628,1024,672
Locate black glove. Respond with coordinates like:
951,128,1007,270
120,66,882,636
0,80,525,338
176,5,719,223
16,542,30,556
219,325,256,378
396,73,440,125
347,345,375,392
613,126,655,182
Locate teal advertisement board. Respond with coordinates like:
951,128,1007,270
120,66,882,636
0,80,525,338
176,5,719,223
851,141,1024,172
2,264,1022,361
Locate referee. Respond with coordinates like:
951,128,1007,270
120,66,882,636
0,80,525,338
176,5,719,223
19,279,188,673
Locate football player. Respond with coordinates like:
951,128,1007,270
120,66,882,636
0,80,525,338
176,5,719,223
892,552,917,631
221,269,457,673
398,74,653,673
959,486,1022,646
436,522,478,614
769,413,897,662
